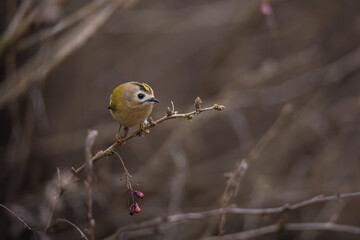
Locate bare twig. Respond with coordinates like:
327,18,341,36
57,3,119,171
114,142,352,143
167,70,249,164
61,100,224,217
84,130,98,240
200,222,360,240
218,103,294,236
85,130,98,173
72,101,225,175
113,151,135,201
56,167,62,189
0,204,32,230
112,191,360,238
45,167,68,231
55,218,88,240
101,101,223,215
113,151,143,215
219,160,248,236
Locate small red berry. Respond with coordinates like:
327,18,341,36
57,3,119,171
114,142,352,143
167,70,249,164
134,202,141,213
134,190,144,198
129,204,136,215
129,202,141,215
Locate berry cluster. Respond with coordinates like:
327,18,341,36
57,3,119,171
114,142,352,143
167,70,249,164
129,190,144,215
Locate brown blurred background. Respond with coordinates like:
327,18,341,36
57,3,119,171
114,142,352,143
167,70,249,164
1,0,360,239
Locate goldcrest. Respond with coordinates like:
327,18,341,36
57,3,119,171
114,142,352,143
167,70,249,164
108,82,159,131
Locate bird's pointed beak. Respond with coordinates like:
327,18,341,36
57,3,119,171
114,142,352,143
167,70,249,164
147,97,160,103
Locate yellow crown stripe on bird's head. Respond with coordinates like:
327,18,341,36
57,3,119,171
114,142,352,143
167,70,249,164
132,82,151,93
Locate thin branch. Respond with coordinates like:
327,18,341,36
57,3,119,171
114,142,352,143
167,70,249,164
218,103,294,236
112,191,360,238
85,130,98,173
55,218,88,240
56,167,62,188
219,160,248,236
45,167,66,231
113,151,134,192
200,222,360,240
85,130,98,240
72,102,225,175
0,204,32,230
113,151,142,215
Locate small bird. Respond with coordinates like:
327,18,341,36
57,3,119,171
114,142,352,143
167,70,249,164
108,82,159,141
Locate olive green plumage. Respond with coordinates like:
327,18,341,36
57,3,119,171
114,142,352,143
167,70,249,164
108,82,159,128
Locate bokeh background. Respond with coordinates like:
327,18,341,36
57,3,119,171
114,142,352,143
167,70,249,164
1,0,360,239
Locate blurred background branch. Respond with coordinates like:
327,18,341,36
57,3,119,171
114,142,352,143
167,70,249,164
0,0,137,110
201,222,360,240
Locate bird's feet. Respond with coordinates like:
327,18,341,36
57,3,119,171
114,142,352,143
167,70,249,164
121,127,129,138
116,127,129,145
116,135,124,145
138,122,150,136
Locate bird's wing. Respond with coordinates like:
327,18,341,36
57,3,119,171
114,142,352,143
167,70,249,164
108,95,116,110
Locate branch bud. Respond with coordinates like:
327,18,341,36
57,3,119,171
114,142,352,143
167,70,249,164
194,97,202,110
213,104,225,111
148,117,156,127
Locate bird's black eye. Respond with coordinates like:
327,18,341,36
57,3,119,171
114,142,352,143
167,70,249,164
137,93,145,99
